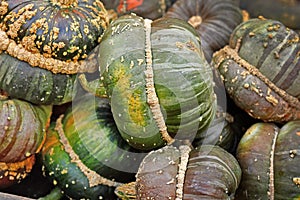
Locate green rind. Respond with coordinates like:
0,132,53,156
236,123,277,199
0,53,77,105
62,93,141,180
230,18,300,99
42,123,116,199
1,0,107,61
274,120,300,199
236,121,300,199
99,14,216,150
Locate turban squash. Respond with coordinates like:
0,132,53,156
236,120,300,199
165,0,243,62
42,93,145,199
0,95,52,188
212,18,300,123
240,0,300,30
115,145,242,199
0,0,109,105
98,14,216,150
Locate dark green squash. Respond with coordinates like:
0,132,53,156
0,53,77,105
240,0,300,30
165,0,243,62
115,145,242,199
0,0,109,105
212,18,300,123
98,14,216,150
192,105,239,154
102,0,173,20
236,120,300,199
0,95,52,188
42,93,145,199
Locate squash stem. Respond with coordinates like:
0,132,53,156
188,16,202,28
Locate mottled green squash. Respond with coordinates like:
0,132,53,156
0,0,109,105
236,120,300,199
98,14,216,150
0,53,77,105
42,93,145,199
213,18,300,123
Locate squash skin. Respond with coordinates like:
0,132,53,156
0,0,109,105
0,97,52,188
165,0,243,62
240,0,300,30
236,121,300,199
0,98,52,163
134,145,241,199
99,14,216,150
42,93,144,199
212,18,300,123
0,53,77,105
42,124,117,200
0,0,108,62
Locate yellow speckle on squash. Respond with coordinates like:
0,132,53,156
128,92,146,126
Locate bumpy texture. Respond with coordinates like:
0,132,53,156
212,18,300,123
0,0,109,105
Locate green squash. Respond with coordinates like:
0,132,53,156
42,93,145,199
0,0,109,105
212,18,300,123
236,120,300,199
98,14,216,150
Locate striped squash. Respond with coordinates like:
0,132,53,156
165,0,243,62
42,93,145,199
0,96,52,188
116,145,242,199
98,14,216,150
212,18,300,123
236,120,300,199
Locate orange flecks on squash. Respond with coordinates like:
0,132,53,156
0,155,35,181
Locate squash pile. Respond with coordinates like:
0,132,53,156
0,0,299,200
